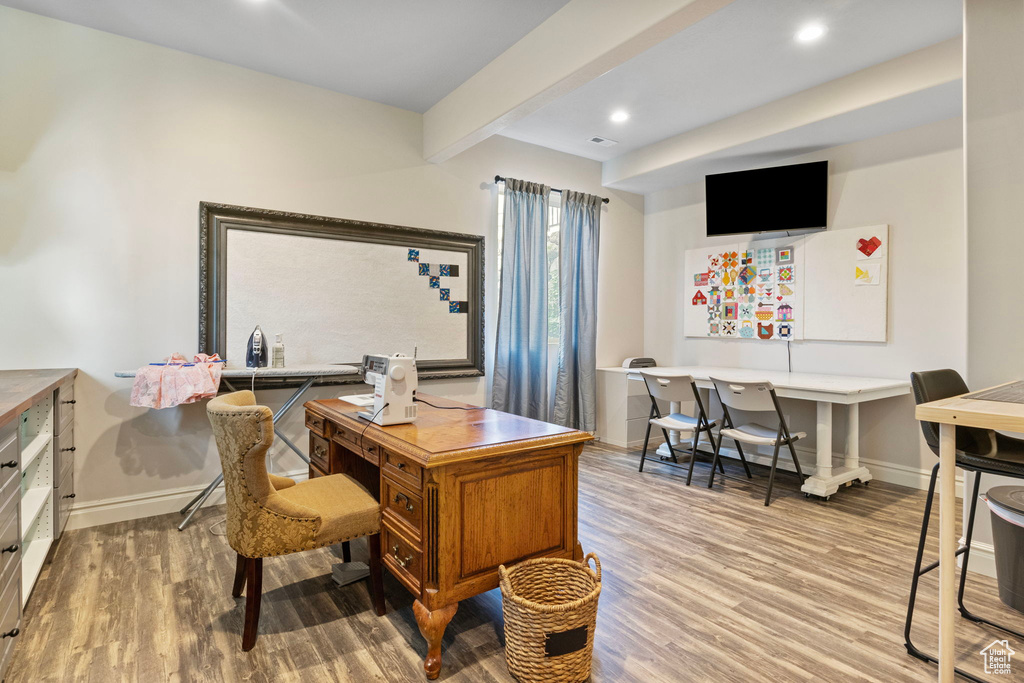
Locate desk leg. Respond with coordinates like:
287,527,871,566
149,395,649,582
844,403,859,470
413,600,458,680
938,423,956,682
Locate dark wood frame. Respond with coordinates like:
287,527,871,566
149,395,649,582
198,202,485,387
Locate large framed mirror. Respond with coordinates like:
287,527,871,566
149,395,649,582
199,202,484,386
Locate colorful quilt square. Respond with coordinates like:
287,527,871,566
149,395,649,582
723,302,738,320
449,301,468,313
722,320,737,336
778,266,794,282
777,323,793,339
408,249,420,262
757,248,774,267
738,265,757,285
776,246,794,265
439,264,450,277
418,263,430,276
439,288,450,301
429,276,440,289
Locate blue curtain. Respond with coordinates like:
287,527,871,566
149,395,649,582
553,191,602,431
492,178,551,420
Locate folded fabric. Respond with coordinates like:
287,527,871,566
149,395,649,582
130,353,225,409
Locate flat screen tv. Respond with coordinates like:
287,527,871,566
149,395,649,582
705,160,828,237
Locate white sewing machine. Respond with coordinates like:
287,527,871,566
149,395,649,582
358,353,418,425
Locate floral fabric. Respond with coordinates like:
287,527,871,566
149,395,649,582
130,353,224,409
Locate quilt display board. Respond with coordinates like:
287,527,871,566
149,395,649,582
684,225,888,343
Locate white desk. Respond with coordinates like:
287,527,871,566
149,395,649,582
115,364,360,528
915,386,1022,682
607,366,910,498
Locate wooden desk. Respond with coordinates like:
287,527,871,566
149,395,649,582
304,395,592,679
602,366,910,499
915,385,1024,682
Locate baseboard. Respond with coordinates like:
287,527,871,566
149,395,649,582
66,467,309,531
961,539,997,579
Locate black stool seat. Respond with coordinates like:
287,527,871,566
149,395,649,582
958,433,1024,476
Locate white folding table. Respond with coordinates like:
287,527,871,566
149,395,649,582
115,364,360,530
624,366,910,498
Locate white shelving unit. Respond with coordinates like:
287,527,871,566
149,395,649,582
19,396,54,607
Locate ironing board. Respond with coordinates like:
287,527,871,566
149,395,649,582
115,364,361,530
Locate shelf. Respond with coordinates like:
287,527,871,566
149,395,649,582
20,487,51,538
20,432,50,472
21,537,50,608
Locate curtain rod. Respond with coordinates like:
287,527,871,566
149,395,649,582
494,176,610,204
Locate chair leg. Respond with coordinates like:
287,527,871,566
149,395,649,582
786,439,804,479
232,554,248,598
639,421,652,473
764,440,783,506
685,429,700,486
707,430,725,489
242,557,263,651
342,540,352,563
367,533,386,617
904,464,939,662
733,440,753,479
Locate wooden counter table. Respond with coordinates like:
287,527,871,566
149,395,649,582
303,395,593,679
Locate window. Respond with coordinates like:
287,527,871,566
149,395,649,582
497,189,561,344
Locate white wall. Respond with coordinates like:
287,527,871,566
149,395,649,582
0,7,645,527
960,0,1024,576
643,117,966,487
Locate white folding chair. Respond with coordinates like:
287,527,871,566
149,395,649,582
709,377,805,506
638,370,728,486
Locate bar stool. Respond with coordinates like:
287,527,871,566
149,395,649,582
907,369,1024,682
638,370,729,486
708,377,805,506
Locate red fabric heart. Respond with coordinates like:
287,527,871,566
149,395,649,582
857,236,881,257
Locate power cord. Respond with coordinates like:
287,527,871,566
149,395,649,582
358,403,389,460
413,397,476,411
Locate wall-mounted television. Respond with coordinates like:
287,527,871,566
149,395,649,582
705,160,828,237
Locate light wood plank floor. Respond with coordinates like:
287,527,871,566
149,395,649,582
9,443,1023,681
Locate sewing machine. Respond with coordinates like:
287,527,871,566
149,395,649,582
359,353,418,425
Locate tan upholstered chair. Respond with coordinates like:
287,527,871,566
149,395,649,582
207,390,385,650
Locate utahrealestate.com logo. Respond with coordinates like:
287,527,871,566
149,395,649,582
981,639,1015,675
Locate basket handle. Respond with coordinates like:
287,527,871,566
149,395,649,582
498,564,511,594
583,553,601,583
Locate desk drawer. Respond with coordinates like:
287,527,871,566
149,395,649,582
382,478,422,539
56,470,74,539
55,423,74,486
0,491,19,591
382,449,422,491
0,565,21,680
55,381,75,434
309,433,330,473
0,426,16,496
305,412,328,438
382,526,422,594
330,422,360,452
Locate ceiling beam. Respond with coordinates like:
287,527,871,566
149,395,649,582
422,0,734,164
602,37,963,190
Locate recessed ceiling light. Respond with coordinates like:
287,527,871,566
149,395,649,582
795,23,827,43
610,110,630,123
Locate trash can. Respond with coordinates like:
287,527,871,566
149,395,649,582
984,486,1024,614
499,553,601,683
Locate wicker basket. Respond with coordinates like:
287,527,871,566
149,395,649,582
498,553,602,683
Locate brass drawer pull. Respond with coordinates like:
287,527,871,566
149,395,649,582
2,628,18,638
393,492,414,512
312,445,327,460
396,462,406,471
391,546,413,568
0,461,15,469
310,419,323,430
2,545,18,554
